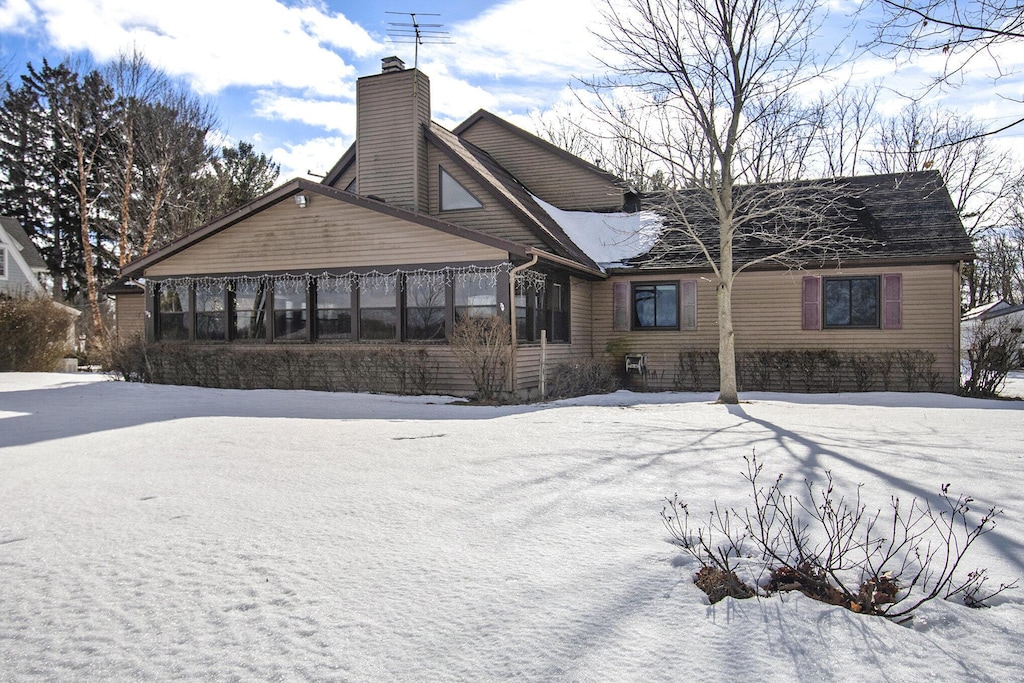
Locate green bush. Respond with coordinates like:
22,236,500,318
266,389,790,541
0,293,73,371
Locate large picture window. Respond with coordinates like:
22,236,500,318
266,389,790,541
455,277,498,320
633,283,678,330
273,280,308,341
405,275,446,340
316,280,352,340
359,275,397,340
195,283,227,341
157,283,190,341
232,280,267,341
824,277,879,328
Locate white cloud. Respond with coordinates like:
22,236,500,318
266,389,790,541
254,92,356,134
271,134,351,181
435,0,606,83
0,0,34,32
29,0,384,95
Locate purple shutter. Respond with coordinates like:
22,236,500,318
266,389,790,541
883,273,902,329
613,282,629,331
681,280,697,330
802,276,820,330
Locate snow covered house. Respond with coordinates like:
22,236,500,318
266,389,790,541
112,58,974,396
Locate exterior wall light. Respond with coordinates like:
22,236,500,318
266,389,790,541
295,195,309,208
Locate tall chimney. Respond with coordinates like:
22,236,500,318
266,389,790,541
355,59,430,212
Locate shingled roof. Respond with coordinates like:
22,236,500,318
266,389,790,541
619,171,974,272
0,216,47,271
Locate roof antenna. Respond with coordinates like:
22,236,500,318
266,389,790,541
385,12,452,69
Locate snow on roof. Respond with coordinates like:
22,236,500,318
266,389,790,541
531,195,662,271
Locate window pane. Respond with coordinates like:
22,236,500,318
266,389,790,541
233,280,267,341
655,285,678,327
440,169,483,210
850,279,879,326
316,280,352,340
455,277,498,319
157,284,190,341
195,283,226,341
824,278,879,328
406,275,446,340
360,276,396,340
634,283,678,329
824,280,851,326
274,280,308,341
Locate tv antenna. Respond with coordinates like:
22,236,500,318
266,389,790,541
385,12,452,69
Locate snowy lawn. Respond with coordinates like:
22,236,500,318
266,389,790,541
2,372,1023,682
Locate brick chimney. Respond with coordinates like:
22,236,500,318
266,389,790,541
355,57,430,212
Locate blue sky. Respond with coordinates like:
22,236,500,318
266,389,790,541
1,0,1021,180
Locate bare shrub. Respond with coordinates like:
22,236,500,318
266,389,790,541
849,353,877,392
662,455,1016,620
961,320,1022,398
449,316,514,402
796,350,819,391
674,349,719,391
547,358,619,399
0,293,74,371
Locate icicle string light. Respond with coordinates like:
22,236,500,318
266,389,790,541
148,263,547,296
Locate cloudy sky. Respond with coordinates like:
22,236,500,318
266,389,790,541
1,0,1021,180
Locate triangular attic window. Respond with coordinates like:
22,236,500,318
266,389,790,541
440,168,483,210
345,177,357,193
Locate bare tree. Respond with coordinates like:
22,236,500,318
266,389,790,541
872,0,1024,135
49,62,118,339
867,103,1022,307
812,83,881,177
590,0,857,403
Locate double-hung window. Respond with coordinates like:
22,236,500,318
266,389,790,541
823,276,880,328
633,283,678,330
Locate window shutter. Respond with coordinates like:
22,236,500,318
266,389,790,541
883,273,902,329
613,282,629,331
802,276,820,330
681,280,697,330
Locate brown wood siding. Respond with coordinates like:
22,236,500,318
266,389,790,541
426,146,549,249
356,70,430,212
514,277,595,397
460,118,624,211
114,292,146,339
143,198,507,276
592,264,962,392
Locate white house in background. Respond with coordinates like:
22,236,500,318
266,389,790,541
0,215,48,296
962,300,1024,365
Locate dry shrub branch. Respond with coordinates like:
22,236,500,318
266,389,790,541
662,455,1016,621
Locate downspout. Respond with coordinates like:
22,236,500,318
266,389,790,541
508,253,539,397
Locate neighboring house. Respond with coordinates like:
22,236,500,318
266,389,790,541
112,58,974,395
0,215,48,296
962,301,1024,366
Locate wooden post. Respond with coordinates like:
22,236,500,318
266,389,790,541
540,330,547,399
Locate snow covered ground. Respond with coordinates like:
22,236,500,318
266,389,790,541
2,372,1023,682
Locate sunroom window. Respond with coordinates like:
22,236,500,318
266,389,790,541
455,277,498,320
232,280,268,341
316,279,352,340
273,280,308,342
195,283,227,341
359,275,397,340
157,283,190,341
405,274,446,340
